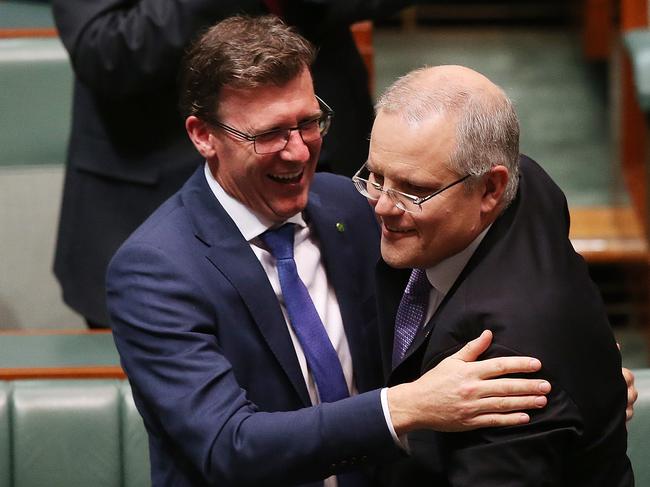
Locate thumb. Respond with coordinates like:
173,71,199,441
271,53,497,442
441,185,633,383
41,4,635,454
453,329,493,362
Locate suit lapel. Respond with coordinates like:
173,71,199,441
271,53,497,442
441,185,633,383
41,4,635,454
181,169,311,406
305,191,376,392
375,260,410,381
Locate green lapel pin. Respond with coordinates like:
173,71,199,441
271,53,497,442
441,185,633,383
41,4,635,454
336,222,345,233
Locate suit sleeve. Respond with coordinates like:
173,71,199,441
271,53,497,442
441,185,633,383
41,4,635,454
107,241,398,486
446,388,581,486
417,344,583,487
51,0,260,97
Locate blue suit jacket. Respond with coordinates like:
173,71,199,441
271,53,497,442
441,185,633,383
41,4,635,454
107,168,398,486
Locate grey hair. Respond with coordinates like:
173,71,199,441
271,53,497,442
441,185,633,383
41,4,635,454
375,67,520,206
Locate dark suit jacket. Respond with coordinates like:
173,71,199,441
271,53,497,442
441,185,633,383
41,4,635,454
107,169,399,486
52,0,409,325
377,156,633,486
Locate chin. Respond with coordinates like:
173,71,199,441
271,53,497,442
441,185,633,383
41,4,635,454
380,246,413,269
272,200,308,220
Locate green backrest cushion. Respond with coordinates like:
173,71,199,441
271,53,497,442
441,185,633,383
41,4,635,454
624,29,650,113
0,333,121,369
628,368,650,485
0,1,55,29
121,381,151,487
11,380,122,487
0,382,10,487
0,37,72,167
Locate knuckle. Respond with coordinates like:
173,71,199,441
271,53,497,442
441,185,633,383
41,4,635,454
494,360,508,375
498,397,509,411
458,383,475,399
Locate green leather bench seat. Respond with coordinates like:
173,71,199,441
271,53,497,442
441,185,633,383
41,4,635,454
0,371,647,485
624,29,650,112
628,368,650,486
0,380,150,487
0,333,121,371
0,36,72,167
0,1,54,29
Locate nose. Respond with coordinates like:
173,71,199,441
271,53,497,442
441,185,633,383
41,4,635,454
280,129,311,162
373,190,402,217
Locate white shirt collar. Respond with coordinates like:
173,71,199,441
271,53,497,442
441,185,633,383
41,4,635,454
203,163,306,241
425,224,492,296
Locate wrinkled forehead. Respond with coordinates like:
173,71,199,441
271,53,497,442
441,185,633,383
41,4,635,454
368,109,458,178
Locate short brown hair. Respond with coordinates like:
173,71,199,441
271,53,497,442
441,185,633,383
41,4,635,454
179,15,316,122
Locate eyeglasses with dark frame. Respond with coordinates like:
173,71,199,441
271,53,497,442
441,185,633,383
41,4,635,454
352,162,470,213
211,95,334,154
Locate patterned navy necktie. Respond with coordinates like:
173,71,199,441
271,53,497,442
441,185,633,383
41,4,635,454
392,268,431,368
260,224,349,403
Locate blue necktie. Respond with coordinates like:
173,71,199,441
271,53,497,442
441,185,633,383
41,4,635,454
392,268,431,368
261,224,349,403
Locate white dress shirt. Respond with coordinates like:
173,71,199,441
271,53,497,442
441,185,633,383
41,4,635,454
423,224,492,321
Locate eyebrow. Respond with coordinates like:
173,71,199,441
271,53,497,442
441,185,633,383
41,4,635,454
253,110,323,135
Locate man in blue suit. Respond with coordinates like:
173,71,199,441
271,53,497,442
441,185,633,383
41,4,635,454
107,16,553,487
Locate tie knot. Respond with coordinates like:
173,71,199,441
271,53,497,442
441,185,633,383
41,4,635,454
260,223,295,260
405,268,431,296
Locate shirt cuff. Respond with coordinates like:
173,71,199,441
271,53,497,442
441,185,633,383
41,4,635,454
380,387,409,451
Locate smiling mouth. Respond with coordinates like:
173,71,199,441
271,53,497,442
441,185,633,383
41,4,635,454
268,169,304,184
383,222,414,234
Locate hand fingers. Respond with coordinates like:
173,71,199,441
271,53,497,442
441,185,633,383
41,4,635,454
472,355,543,379
627,381,638,423
622,367,635,388
467,377,551,398
453,330,493,362
452,395,548,432
460,412,531,430
474,394,548,415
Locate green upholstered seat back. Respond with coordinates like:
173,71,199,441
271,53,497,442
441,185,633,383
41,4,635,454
0,1,55,30
624,30,650,112
0,37,72,167
0,380,150,487
121,381,151,487
12,380,122,486
0,382,10,487
628,368,650,485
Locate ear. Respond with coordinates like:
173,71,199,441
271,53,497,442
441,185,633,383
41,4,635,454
186,116,218,160
480,165,509,214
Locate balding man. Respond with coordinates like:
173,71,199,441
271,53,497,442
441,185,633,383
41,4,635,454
354,66,634,485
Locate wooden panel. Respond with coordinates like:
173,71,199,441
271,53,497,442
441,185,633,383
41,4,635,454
569,206,649,263
583,0,613,60
350,21,374,95
0,366,125,380
0,27,57,38
621,0,649,30
618,0,650,240
621,56,648,235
